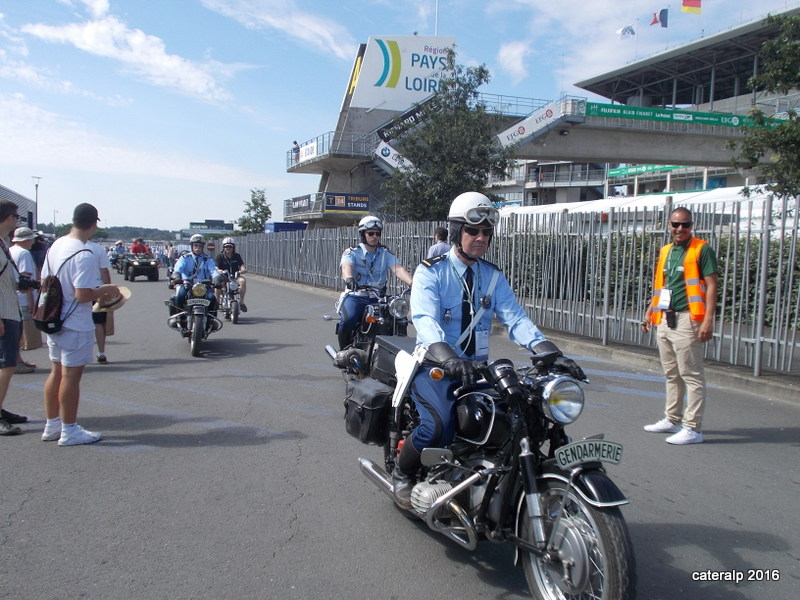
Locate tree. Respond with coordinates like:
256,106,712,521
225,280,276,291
381,50,516,221
237,188,272,233
730,14,800,199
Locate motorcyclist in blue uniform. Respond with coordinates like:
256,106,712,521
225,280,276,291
336,215,413,350
170,234,219,315
392,192,587,509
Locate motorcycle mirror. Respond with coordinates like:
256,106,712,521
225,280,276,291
420,447,454,467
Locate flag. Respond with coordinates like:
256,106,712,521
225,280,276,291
650,8,668,27
682,0,701,14
616,24,636,39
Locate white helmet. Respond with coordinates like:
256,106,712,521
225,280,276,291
447,192,499,225
358,215,383,232
221,237,235,247
190,234,206,245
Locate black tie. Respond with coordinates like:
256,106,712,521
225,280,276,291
461,267,475,356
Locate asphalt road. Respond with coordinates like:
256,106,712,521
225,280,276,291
2,270,798,600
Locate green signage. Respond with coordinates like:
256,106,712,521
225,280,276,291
608,164,682,177
586,102,759,128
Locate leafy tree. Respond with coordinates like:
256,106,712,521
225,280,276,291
730,14,800,199
381,49,516,221
237,188,272,233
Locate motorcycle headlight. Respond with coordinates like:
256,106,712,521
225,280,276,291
388,297,409,319
192,283,207,297
228,280,239,291
541,377,584,424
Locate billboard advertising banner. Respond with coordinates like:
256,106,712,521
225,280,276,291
324,193,369,213
349,35,455,111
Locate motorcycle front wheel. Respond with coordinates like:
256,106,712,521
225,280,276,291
231,300,239,324
521,479,636,600
190,314,203,357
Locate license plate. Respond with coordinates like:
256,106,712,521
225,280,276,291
555,439,623,469
186,298,210,306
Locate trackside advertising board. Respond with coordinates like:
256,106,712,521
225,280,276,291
349,35,455,111
586,103,758,128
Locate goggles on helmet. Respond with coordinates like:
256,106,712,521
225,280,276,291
463,206,499,226
360,217,382,230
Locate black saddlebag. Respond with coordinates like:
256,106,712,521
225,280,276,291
344,377,394,445
372,335,418,387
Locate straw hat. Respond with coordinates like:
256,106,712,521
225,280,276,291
92,286,132,313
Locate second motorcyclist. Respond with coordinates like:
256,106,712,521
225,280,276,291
214,237,248,312
337,215,413,350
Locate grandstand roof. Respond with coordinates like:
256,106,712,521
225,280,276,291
575,7,800,106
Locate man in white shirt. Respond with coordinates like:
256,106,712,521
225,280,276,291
9,227,40,371
40,203,120,446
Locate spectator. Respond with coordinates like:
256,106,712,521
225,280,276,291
642,207,719,445
9,227,41,370
40,203,120,446
0,201,27,435
292,141,300,163
426,226,450,258
87,239,112,364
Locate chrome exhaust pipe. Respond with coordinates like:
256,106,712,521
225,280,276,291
358,458,396,501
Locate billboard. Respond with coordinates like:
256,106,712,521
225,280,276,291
324,193,369,213
349,35,454,111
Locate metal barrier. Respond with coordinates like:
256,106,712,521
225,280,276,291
235,197,799,376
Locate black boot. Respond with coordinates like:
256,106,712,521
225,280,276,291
393,438,421,510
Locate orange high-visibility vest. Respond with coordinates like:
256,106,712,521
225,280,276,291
651,237,708,324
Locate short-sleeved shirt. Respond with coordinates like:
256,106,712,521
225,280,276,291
9,245,37,309
173,252,217,281
340,244,398,289
215,252,245,274
662,239,718,311
0,239,20,321
41,236,99,332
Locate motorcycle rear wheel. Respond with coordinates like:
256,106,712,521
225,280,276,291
190,315,203,357
521,479,636,600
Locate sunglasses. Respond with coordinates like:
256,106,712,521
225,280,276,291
671,221,693,229
223,244,234,248
464,206,499,226
11,214,20,220
364,231,381,237
463,225,494,237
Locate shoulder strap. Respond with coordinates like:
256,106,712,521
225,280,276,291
454,268,501,351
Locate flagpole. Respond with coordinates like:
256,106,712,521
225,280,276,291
635,17,640,58
435,0,439,35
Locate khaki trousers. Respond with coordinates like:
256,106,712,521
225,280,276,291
656,311,706,431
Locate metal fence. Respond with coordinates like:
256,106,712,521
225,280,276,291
236,196,799,376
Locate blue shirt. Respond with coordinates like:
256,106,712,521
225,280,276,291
173,252,217,281
411,247,546,360
340,244,398,289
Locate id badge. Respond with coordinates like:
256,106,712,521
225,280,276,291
658,288,672,309
476,329,490,357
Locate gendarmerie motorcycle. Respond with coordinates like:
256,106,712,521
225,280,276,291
326,336,636,600
165,277,222,357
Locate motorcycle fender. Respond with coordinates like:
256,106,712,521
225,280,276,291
538,462,629,507
191,306,207,316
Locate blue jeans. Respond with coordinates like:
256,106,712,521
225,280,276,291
408,364,460,451
337,293,377,349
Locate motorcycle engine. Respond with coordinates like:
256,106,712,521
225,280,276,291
410,481,453,515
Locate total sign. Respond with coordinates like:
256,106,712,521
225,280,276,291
349,35,455,111
498,101,560,148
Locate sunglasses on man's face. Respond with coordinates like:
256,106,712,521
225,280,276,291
463,225,494,237
671,221,693,229
364,231,381,237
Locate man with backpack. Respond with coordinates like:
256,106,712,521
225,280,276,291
0,200,27,435
40,203,120,446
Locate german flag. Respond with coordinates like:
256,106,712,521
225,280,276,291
682,0,701,14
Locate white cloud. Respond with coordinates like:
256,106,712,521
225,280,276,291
200,0,358,61
496,41,531,84
0,93,267,186
21,15,236,102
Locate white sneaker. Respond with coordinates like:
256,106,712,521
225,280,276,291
643,418,681,433
666,427,704,445
57,425,102,446
42,425,62,442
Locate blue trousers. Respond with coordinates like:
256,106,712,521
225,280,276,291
409,364,460,452
337,293,377,348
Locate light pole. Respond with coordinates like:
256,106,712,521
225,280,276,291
32,176,41,229
53,210,58,235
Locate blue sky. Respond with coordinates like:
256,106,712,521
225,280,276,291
1,0,797,230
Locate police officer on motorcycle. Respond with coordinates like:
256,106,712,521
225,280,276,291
337,215,413,350
392,192,586,509
214,237,248,312
170,234,219,314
